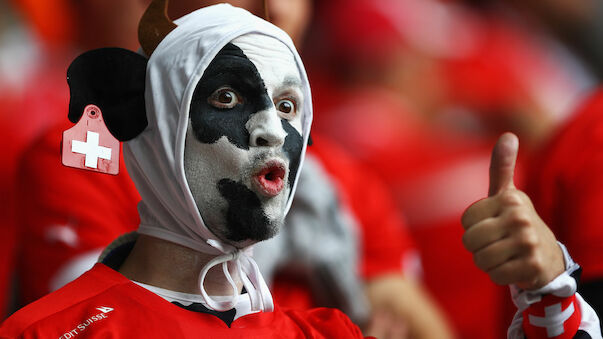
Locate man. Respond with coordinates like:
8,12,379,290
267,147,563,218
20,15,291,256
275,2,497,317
1,2,362,336
12,0,455,338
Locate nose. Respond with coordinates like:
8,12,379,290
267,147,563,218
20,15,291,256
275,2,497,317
247,108,287,147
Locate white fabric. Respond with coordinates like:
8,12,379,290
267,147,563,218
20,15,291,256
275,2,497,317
133,281,258,321
507,242,602,339
123,4,312,312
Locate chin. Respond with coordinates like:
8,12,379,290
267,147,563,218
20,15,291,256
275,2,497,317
219,212,284,246
205,177,288,244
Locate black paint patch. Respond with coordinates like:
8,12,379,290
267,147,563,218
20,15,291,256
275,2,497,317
281,120,303,193
217,179,272,242
573,330,592,338
189,43,271,149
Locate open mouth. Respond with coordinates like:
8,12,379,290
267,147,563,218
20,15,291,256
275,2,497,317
253,161,286,197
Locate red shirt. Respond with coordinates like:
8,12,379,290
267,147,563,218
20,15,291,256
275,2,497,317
0,264,364,338
527,89,603,282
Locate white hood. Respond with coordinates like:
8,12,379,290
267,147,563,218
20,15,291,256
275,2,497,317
123,4,312,312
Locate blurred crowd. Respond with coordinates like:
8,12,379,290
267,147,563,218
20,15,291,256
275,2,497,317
1,0,601,338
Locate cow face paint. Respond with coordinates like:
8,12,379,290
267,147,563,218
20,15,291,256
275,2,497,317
184,34,304,245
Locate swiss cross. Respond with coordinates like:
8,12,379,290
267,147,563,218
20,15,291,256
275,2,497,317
71,131,112,169
528,301,575,337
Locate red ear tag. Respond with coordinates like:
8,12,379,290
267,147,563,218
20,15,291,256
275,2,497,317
61,104,120,175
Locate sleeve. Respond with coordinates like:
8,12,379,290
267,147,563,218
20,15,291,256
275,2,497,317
507,243,602,339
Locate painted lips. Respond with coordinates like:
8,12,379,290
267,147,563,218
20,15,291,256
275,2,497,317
253,161,286,197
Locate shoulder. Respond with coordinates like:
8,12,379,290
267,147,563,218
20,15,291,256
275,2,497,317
0,264,129,337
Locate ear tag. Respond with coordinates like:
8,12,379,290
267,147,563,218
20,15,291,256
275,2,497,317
61,104,120,175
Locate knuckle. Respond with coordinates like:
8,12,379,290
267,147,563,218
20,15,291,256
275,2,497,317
516,190,531,202
473,254,487,271
525,256,544,274
515,228,538,249
461,207,476,227
489,271,509,286
460,213,470,228
461,233,472,251
499,190,522,206
507,208,531,229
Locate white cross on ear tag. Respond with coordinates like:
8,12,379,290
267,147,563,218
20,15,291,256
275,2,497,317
61,104,120,175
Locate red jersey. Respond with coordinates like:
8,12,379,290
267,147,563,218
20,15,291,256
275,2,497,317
0,264,364,338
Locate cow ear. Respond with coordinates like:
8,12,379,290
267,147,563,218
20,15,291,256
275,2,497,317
67,47,148,141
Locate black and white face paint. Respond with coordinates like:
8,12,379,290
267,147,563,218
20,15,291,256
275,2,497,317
184,34,304,246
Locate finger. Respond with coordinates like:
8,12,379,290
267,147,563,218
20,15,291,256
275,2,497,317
364,310,394,339
473,237,518,272
461,197,501,229
488,132,519,197
386,320,409,339
462,217,509,253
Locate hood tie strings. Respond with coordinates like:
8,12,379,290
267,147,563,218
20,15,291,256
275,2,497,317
198,241,273,312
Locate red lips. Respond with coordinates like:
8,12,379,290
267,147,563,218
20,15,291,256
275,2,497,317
253,162,286,197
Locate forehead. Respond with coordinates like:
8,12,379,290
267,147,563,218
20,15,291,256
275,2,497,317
229,34,301,92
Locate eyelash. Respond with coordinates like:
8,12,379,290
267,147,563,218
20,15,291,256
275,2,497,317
208,86,300,120
275,96,298,120
208,87,242,109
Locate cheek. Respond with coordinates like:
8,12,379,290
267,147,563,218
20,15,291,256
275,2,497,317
184,128,252,191
289,116,303,135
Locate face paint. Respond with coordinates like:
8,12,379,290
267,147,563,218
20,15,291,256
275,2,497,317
184,34,304,245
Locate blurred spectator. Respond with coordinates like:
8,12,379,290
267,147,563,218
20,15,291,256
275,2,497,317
1,0,149,317
0,0,67,319
526,89,603,332
303,0,596,337
493,0,603,81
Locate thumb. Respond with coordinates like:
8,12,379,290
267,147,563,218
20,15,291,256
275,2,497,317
488,132,519,197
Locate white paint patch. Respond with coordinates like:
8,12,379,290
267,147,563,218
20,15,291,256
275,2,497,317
231,34,304,134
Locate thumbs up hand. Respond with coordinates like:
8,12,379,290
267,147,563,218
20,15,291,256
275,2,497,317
461,133,564,290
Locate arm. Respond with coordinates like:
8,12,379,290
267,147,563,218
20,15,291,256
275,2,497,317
461,133,602,339
364,273,455,339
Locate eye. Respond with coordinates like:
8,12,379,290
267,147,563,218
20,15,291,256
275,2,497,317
275,98,297,119
208,87,242,109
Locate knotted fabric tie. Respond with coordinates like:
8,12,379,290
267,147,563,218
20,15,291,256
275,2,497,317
198,239,273,312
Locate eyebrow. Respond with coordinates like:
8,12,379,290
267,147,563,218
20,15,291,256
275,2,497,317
282,76,302,88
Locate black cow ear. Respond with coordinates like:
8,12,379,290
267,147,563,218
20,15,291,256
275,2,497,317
67,47,148,141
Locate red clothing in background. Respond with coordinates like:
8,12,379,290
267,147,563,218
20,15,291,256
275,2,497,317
527,90,603,281
17,121,140,305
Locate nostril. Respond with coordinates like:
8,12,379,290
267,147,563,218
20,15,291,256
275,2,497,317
256,137,269,147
